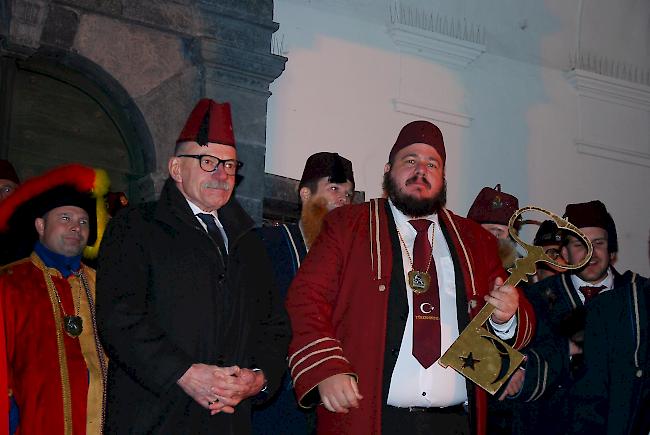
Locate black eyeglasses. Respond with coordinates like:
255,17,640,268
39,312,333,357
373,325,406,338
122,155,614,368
177,154,243,175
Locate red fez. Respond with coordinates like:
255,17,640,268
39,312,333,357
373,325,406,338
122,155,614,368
0,159,19,184
176,99,235,147
467,184,521,228
299,152,355,190
389,121,445,164
563,200,618,252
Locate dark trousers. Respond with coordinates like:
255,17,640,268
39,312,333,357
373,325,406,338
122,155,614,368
382,405,470,435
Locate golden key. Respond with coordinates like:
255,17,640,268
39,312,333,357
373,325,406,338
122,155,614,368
438,206,593,395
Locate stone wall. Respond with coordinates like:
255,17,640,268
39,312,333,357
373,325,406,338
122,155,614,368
0,0,285,221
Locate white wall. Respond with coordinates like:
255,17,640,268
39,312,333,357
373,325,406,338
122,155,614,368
266,0,650,276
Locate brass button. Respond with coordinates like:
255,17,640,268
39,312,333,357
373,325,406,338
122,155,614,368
378,284,386,291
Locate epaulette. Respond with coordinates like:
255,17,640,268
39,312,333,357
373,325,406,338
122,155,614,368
0,257,31,276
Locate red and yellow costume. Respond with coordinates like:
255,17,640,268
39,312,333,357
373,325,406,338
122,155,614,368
286,199,535,435
1,255,105,434
0,164,109,435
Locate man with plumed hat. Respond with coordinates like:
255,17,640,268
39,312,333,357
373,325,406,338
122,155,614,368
504,200,645,435
96,98,290,434
467,184,522,269
285,120,535,435
252,151,355,434
0,160,19,203
0,163,110,435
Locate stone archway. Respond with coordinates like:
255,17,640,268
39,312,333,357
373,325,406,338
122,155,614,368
0,50,156,202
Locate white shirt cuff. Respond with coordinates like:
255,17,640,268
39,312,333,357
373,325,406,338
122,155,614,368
488,314,517,340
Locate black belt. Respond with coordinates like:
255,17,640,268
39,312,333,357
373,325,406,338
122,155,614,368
389,403,467,414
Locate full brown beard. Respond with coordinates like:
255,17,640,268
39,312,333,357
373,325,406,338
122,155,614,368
301,196,330,249
382,170,447,217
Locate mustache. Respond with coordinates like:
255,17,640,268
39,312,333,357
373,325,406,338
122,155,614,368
405,175,431,188
202,181,231,191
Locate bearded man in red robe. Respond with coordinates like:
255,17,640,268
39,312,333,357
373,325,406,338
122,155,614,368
285,120,535,435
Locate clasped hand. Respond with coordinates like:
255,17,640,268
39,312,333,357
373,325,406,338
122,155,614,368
177,363,266,415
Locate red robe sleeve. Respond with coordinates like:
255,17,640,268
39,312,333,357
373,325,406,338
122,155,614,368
285,209,358,407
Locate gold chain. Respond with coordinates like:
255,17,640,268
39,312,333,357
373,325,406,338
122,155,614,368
395,221,435,273
33,255,74,435
49,273,82,318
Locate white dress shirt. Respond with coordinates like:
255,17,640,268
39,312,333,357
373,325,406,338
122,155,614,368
570,267,614,304
386,200,516,407
186,199,229,253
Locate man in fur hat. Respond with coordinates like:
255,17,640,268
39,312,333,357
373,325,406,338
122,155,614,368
285,120,535,435
0,160,19,203
252,151,355,434
96,99,290,434
0,164,109,435
505,200,645,435
467,184,522,270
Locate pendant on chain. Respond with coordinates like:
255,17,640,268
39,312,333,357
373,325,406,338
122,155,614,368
408,270,431,294
64,315,83,338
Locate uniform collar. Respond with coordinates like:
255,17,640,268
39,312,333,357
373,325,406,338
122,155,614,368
570,267,614,291
33,241,81,278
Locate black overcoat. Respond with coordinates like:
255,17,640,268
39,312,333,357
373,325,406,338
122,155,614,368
96,179,290,434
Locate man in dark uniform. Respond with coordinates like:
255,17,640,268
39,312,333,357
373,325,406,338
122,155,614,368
532,220,566,283
252,152,354,434
570,275,649,435
97,99,290,434
505,200,644,435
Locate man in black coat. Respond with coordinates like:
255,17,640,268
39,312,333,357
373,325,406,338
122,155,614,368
503,200,643,435
570,276,649,435
96,99,290,434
